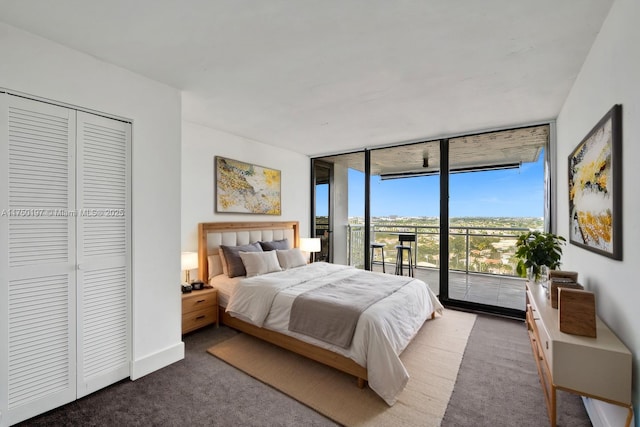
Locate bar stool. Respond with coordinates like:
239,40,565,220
370,242,386,273
395,234,415,277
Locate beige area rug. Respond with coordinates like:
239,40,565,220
208,309,477,426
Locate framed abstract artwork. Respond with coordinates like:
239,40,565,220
568,104,622,260
215,156,281,215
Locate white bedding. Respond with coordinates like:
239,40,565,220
225,262,444,405
210,274,242,307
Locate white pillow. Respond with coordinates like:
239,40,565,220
239,250,282,277
208,254,224,279
276,248,307,270
218,249,228,276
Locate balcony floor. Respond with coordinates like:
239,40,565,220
371,263,526,311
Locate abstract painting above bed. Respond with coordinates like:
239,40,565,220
215,156,281,215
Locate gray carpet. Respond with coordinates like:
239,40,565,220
17,326,336,427
18,313,591,427
442,314,591,427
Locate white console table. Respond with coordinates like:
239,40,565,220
526,282,633,427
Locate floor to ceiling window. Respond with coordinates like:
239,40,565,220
311,152,365,267
313,161,332,262
446,126,548,315
311,123,550,317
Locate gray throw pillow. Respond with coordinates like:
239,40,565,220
259,238,290,251
220,242,263,278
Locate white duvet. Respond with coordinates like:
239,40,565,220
225,262,444,405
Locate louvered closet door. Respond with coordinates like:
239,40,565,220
0,94,77,425
76,111,131,398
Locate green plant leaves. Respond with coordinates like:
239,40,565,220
514,231,566,278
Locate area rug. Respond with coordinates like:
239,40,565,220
441,314,592,427
207,309,477,426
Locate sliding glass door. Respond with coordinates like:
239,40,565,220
369,141,441,296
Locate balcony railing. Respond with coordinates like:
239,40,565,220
347,223,531,277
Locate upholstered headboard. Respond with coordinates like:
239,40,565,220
197,221,299,281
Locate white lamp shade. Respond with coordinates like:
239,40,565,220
300,237,321,253
181,251,199,271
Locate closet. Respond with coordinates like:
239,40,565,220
0,93,131,425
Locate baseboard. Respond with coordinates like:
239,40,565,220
130,341,185,380
582,397,634,427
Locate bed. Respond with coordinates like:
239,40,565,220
198,221,443,405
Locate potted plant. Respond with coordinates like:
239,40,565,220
515,231,566,282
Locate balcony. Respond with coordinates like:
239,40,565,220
346,223,531,311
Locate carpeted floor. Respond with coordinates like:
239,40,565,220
18,326,336,427
17,311,591,427
207,309,476,426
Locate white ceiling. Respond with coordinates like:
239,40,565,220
0,1,613,157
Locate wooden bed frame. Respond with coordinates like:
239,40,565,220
198,221,368,387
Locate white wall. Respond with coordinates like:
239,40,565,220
0,23,184,381
556,0,640,423
181,120,310,257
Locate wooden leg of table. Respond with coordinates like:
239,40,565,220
550,386,557,427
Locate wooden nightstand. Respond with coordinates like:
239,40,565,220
181,287,218,334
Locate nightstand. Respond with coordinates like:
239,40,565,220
181,287,218,334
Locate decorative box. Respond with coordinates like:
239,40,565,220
558,288,597,338
548,270,579,282
551,278,583,308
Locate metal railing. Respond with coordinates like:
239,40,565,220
348,223,530,277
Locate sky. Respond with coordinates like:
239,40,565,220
316,151,544,218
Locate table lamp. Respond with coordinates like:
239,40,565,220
300,237,321,263
181,251,198,284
